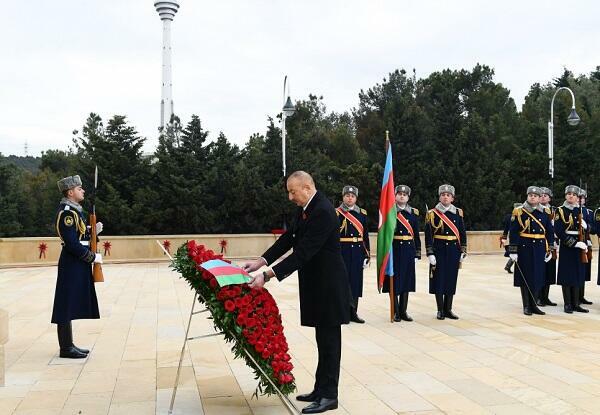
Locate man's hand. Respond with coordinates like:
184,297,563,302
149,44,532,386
94,253,103,264
575,241,588,251
96,222,103,234
242,257,267,272
428,255,436,266
248,269,274,289
509,253,518,261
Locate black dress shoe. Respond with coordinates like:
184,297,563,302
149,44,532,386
536,298,545,307
573,305,589,313
350,315,365,324
400,313,413,322
302,398,338,414
59,346,88,359
531,307,545,315
74,345,89,354
544,299,557,306
393,314,401,322
444,310,459,320
564,305,573,314
581,298,593,305
523,307,532,316
297,391,320,402
436,311,445,320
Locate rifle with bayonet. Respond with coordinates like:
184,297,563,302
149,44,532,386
89,166,104,282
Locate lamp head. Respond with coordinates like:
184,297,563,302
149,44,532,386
567,108,580,126
282,96,295,117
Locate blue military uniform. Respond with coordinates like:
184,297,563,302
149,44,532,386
425,184,467,320
383,185,420,322
555,185,589,313
51,201,100,324
594,208,600,285
508,196,554,315
52,175,100,359
337,185,370,323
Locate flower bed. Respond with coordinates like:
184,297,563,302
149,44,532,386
171,240,296,396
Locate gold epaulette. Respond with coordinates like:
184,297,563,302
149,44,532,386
360,208,367,215
426,209,434,224
413,208,420,216
595,209,600,222
544,207,551,215
457,208,464,217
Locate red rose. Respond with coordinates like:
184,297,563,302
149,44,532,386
261,349,271,359
246,317,256,327
209,278,218,289
236,314,247,326
234,297,244,308
224,300,236,312
255,342,265,352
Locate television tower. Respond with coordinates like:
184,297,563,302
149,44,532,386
154,1,180,128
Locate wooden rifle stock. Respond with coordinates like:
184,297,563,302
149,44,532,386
578,209,589,264
89,211,104,282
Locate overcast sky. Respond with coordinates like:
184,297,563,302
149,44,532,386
1,0,597,157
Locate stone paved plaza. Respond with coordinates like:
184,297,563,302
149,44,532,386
3,255,600,414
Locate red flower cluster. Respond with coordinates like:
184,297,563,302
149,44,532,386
186,240,294,386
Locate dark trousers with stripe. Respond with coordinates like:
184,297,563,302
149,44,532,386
313,325,342,399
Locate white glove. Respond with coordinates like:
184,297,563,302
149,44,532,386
96,222,103,234
428,255,436,266
460,252,467,262
575,241,588,251
94,253,103,264
509,253,518,261
587,240,593,247
553,242,559,250
544,252,552,263
581,219,588,230
414,257,419,263
363,258,369,268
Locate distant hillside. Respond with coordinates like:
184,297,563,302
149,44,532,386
3,155,41,173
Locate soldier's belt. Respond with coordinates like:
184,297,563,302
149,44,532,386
394,235,413,240
518,233,545,239
340,237,363,242
566,231,579,235
433,235,458,241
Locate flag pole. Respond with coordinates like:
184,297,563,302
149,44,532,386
385,130,394,323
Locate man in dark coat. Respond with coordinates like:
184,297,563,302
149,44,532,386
52,175,102,358
244,171,350,414
537,187,558,306
425,184,467,320
382,185,420,322
555,185,590,313
336,185,370,323
508,186,554,316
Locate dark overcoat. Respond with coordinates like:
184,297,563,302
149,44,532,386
555,205,586,287
263,191,351,327
51,203,100,324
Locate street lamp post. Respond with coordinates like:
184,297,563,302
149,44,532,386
282,76,295,177
548,87,580,180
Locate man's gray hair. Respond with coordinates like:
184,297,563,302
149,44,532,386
288,171,315,187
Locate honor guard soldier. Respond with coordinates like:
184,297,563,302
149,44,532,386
52,175,102,358
382,185,421,322
501,204,521,274
425,184,467,320
537,187,558,306
594,206,600,286
337,185,370,323
555,185,590,313
508,186,554,316
579,188,593,304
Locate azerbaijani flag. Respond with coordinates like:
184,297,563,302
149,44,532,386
377,145,396,292
200,259,252,287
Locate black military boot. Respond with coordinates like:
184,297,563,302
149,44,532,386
350,297,365,323
435,294,445,320
529,291,545,315
520,287,532,316
504,259,514,274
580,284,593,305
572,287,589,313
393,295,401,322
562,286,573,314
544,285,557,306
399,292,413,322
57,323,87,359
443,295,459,320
